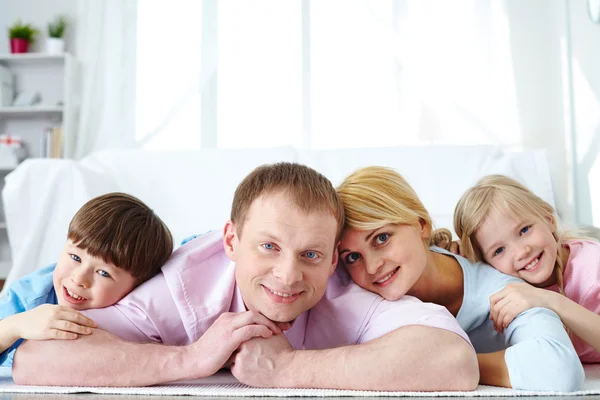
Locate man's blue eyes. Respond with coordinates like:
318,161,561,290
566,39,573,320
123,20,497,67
70,254,81,262
262,244,318,260
520,226,530,235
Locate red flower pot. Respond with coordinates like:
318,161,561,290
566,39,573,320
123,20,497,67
10,38,29,53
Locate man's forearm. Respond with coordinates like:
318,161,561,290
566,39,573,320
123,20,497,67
282,326,478,391
12,328,197,386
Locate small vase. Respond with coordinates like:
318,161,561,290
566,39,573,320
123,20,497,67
46,38,65,54
9,38,29,53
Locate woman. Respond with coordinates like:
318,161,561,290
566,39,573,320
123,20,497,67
336,166,583,391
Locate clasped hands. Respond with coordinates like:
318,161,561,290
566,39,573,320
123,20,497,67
191,311,294,387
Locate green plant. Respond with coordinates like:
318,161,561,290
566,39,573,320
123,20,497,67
48,15,67,38
8,19,39,43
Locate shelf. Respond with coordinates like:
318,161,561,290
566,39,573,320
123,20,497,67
0,53,69,65
0,106,63,116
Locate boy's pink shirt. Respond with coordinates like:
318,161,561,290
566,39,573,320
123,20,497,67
549,239,600,363
83,230,471,349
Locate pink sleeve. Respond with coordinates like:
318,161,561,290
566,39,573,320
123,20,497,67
567,240,600,315
359,296,472,345
82,272,188,345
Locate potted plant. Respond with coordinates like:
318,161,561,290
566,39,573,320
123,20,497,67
8,19,39,54
47,15,67,54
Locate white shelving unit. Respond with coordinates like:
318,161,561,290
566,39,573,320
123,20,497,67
0,106,64,115
0,52,79,279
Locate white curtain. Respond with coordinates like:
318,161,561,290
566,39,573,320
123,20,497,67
133,0,584,223
68,0,138,159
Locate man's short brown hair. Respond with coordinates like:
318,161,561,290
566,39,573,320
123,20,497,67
231,162,345,240
68,192,173,285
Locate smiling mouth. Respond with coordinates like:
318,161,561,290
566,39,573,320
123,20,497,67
63,286,87,303
522,253,543,271
374,267,400,285
262,285,302,303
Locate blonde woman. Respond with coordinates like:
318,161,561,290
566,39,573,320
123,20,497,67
337,167,583,391
453,174,600,363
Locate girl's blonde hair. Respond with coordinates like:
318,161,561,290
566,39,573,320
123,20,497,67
453,175,572,292
337,166,447,243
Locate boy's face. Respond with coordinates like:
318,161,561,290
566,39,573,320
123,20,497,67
53,240,137,310
224,191,339,323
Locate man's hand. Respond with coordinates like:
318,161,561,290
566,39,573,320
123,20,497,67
191,311,283,377
489,283,552,333
10,304,97,341
231,332,294,387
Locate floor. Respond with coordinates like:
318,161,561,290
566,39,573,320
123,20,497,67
1,396,600,400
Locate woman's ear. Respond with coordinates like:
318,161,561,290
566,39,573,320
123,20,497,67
419,217,432,240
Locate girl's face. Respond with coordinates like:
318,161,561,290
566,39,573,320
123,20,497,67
474,209,558,287
338,223,429,301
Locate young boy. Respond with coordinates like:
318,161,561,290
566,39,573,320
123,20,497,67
0,192,173,366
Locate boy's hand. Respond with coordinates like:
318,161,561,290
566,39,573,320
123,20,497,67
13,304,97,340
489,283,549,333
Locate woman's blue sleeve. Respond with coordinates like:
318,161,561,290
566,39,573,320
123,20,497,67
504,307,584,391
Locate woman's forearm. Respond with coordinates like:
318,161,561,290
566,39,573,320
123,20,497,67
477,351,511,387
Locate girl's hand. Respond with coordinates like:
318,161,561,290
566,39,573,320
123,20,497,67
12,304,97,341
448,240,463,256
489,283,550,333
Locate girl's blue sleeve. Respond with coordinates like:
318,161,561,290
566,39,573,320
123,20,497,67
504,307,584,391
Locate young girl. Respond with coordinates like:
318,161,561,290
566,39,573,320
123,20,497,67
453,174,600,363
336,166,583,391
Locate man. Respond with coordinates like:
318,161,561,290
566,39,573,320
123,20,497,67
13,163,478,391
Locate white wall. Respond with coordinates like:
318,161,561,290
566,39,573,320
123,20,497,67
1,0,598,228
504,0,575,223
568,0,600,226
0,0,77,54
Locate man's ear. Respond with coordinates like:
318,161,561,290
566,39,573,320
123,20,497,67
223,220,238,261
419,218,432,240
330,241,340,276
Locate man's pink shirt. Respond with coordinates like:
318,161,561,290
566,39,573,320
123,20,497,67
84,231,471,349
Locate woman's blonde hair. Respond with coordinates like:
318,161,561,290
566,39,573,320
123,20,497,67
336,166,446,242
453,175,573,293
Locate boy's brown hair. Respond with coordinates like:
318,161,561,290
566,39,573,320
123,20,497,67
68,192,173,285
231,162,345,241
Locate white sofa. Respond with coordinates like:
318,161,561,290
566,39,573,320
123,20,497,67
0,145,554,294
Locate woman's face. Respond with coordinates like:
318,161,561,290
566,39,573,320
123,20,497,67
338,223,429,301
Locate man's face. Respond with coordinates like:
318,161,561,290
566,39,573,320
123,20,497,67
224,191,339,323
